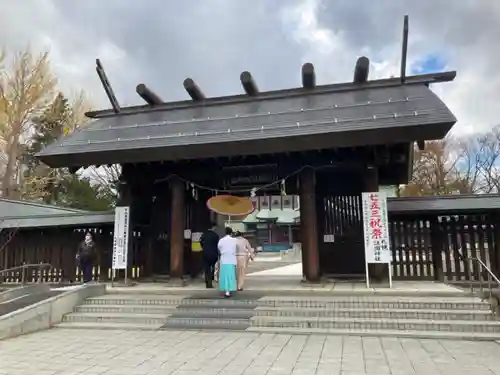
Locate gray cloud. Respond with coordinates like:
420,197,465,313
0,0,499,134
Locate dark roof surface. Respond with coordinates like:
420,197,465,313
0,198,88,217
0,212,114,229
0,198,113,229
37,72,456,168
387,195,500,215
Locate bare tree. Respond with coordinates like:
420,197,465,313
0,48,57,197
86,164,121,200
64,91,120,201
401,139,469,196
476,127,500,193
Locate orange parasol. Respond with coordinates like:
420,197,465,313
206,195,255,216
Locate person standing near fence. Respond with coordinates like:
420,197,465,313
76,232,96,284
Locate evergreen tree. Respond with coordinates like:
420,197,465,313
23,93,115,210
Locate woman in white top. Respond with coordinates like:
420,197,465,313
217,227,238,298
234,231,254,291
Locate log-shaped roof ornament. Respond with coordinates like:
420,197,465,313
401,15,409,83
353,57,370,83
183,78,206,101
302,63,316,88
240,71,259,96
95,59,121,113
136,84,164,105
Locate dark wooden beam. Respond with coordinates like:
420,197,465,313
401,15,409,83
136,84,164,105
417,140,425,151
301,63,316,88
183,78,206,101
240,71,259,96
353,56,370,83
95,59,121,114
68,166,80,174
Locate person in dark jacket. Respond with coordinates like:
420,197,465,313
76,232,96,284
200,223,220,288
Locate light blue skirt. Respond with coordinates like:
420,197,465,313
219,264,237,292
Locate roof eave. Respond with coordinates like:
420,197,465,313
36,119,456,170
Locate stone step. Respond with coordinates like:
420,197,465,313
160,317,251,331
245,326,500,341
107,287,472,298
249,316,500,333
74,304,494,321
55,322,160,331
53,322,500,341
84,295,187,306
63,312,169,325
253,307,494,321
75,305,178,314
84,295,491,311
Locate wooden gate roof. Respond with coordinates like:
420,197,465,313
36,70,456,168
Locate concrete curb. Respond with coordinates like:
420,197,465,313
0,283,105,340
0,284,50,303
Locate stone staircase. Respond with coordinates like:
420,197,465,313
55,289,500,340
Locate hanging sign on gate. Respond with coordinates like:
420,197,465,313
361,192,392,287
112,206,130,270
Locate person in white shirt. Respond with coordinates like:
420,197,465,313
217,227,238,298
234,231,254,291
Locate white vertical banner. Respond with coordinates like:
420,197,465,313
361,192,392,287
112,206,130,270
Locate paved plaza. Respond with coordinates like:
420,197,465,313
1,329,500,375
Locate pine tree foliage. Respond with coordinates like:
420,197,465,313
23,93,114,210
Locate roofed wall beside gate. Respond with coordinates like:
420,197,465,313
2,194,497,230
0,198,114,229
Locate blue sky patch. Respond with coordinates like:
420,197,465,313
410,54,447,74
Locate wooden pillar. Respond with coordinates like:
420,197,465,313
430,216,444,281
493,212,500,277
170,177,185,278
299,167,320,282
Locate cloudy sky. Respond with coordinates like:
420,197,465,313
1,0,499,135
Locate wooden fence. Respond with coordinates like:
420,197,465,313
1,212,500,285
0,225,145,284
389,214,499,282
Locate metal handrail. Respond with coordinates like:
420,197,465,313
0,263,52,285
467,257,500,306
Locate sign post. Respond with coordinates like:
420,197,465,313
112,206,131,286
361,192,392,288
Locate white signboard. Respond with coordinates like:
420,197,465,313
191,232,202,242
184,229,192,240
361,192,392,287
323,234,335,243
112,206,130,270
